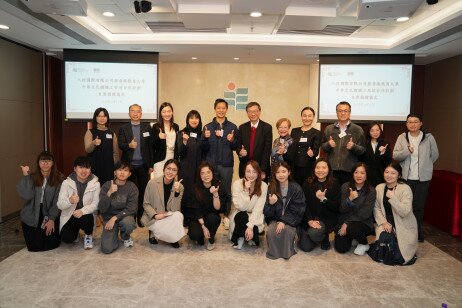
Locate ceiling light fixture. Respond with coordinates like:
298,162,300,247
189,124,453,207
275,58,282,61
103,11,115,17
250,11,262,18
0,25,10,30
191,57,198,60
234,57,240,60
396,16,409,22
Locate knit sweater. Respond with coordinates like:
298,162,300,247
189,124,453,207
98,180,139,221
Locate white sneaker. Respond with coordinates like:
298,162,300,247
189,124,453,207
84,235,93,250
123,238,134,248
354,244,370,255
233,237,244,250
223,217,230,230
206,241,215,251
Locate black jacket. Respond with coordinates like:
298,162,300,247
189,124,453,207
359,139,392,187
118,122,153,167
338,182,376,229
288,127,322,167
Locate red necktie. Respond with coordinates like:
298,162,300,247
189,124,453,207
249,126,256,160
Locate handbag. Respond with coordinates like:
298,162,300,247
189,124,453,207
368,231,403,265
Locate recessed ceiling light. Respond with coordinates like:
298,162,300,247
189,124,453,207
191,57,198,60
275,58,282,61
102,11,115,17
0,25,10,30
317,59,319,62
396,16,409,22
250,11,262,17
233,57,240,60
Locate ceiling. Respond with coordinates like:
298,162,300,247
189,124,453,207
0,0,461,64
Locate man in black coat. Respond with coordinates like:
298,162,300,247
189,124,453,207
237,102,273,180
118,104,153,226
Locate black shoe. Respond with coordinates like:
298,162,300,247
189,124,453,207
197,238,205,246
171,242,180,248
149,237,158,245
321,238,331,250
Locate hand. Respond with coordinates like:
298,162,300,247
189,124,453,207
245,227,254,241
43,220,55,236
104,216,117,230
93,136,101,146
69,192,79,205
386,186,396,199
202,225,211,239
346,137,354,150
382,222,393,233
209,185,219,196
239,145,247,157
215,129,222,137
349,188,358,201
277,143,285,155
148,168,153,174
308,220,322,229
315,189,327,201
72,209,83,218
276,222,285,234
338,223,347,236
408,145,414,153
227,130,235,142
307,147,314,157
20,165,30,176
328,136,336,148
173,179,183,193
268,194,278,205
182,132,189,145
155,213,166,220
159,131,166,139
379,144,388,155
244,179,251,192
107,180,118,197
204,126,211,138
129,137,137,149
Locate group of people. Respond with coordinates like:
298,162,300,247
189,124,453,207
17,99,439,266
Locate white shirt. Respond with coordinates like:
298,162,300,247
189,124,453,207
408,131,423,180
251,120,259,129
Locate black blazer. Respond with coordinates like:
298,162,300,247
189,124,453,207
237,120,273,177
152,123,179,164
359,139,392,187
118,122,153,167
287,127,322,168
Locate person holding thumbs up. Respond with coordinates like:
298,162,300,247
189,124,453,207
321,101,366,185
271,118,293,166
57,156,100,250
84,108,119,185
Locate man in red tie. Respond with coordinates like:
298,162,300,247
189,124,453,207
237,102,273,180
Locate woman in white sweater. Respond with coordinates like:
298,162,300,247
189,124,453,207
373,162,418,265
229,160,268,249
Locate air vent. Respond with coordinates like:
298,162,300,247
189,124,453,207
277,25,360,36
405,23,462,50
146,22,227,33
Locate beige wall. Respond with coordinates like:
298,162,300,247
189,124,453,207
423,54,462,173
159,62,317,179
0,39,44,220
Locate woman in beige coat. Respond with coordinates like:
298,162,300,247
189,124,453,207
374,162,418,265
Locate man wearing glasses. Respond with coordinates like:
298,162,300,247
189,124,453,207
321,101,366,185
393,113,439,242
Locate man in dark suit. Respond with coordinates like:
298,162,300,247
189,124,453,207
118,104,153,226
237,102,273,180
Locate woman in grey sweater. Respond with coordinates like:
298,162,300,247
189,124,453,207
17,151,64,252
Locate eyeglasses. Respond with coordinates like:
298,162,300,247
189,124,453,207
39,160,52,164
165,166,178,172
336,109,350,114
406,120,420,124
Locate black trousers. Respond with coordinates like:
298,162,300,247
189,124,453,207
188,213,221,244
61,214,94,243
407,180,430,240
231,211,260,246
128,164,149,221
334,221,372,254
293,165,313,187
22,206,60,252
333,170,352,186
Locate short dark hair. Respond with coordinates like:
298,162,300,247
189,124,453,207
336,101,351,111
92,107,110,128
114,160,132,172
214,98,228,109
246,101,261,111
406,112,422,122
73,156,91,168
301,106,315,116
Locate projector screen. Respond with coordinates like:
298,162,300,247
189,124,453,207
65,61,158,120
318,64,413,122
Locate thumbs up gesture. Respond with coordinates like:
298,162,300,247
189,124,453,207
204,126,211,138
69,192,79,205
209,185,219,196
277,143,285,155
268,194,278,205
129,137,137,149
316,188,327,201
386,186,396,199
20,165,30,176
349,188,358,201
182,132,189,145
227,130,235,142
379,144,388,155
173,179,183,193
240,145,248,157
93,136,101,146
328,136,336,148
158,131,166,139
346,137,354,150
307,147,314,157
107,180,117,197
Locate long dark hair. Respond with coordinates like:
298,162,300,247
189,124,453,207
183,110,202,134
349,162,370,194
156,102,175,132
32,151,63,187
269,161,293,198
366,121,384,143
92,107,110,129
242,160,263,197
195,161,220,204
307,157,335,191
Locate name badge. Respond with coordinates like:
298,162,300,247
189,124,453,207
190,132,197,138
143,132,150,137
339,132,347,138
220,129,224,137
299,137,308,143
279,138,285,144
106,134,112,139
